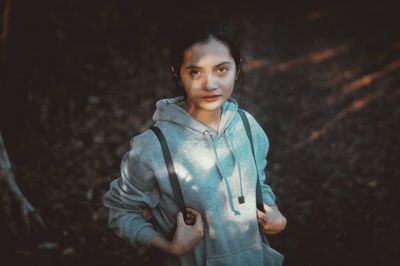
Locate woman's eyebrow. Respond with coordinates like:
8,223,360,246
185,61,233,69
185,65,200,69
216,61,233,67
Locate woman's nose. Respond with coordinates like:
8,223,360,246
204,73,217,91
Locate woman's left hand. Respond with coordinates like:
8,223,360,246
257,204,287,235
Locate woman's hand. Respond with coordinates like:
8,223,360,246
168,208,204,256
149,208,204,256
257,204,287,235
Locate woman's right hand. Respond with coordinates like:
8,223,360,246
168,208,204,256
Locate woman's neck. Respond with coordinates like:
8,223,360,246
185,102,222,133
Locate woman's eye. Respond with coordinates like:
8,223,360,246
217,66,227,73
190,69,200,76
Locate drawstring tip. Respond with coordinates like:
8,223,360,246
238,196,245,204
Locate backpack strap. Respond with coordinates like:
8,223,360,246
238,109,265,212
150,109,265,215
150,126,187,220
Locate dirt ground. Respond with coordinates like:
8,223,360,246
1,1,399,265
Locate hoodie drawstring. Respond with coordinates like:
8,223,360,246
225,129,245,204
203,130,244,215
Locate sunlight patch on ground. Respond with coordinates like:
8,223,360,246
327,60,400,104
269,44,349,73
327,66,361,86
294,86,388,149
243,58,270,72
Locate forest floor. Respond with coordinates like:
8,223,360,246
1,1,399,266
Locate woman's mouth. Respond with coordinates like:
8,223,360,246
202,95,220,102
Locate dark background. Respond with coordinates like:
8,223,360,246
1,0,399,265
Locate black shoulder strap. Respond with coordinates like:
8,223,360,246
150,126,187,219
238,109,265,212
150,111,265,214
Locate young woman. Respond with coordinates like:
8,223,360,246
103,22,286,266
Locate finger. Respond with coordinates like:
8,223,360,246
193,213,204,227
263,221,285,234
176,212,185,226
185,208,204,227
264,229,280,235
185,208,200,217
263,204,274,212
257,209,266,220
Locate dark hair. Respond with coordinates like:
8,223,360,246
170,21,243,85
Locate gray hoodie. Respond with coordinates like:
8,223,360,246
103,96,282,265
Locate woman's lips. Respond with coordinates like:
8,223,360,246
202,95,220,102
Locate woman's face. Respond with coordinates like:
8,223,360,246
179,37,237,114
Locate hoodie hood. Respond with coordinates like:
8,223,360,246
152,96,239,137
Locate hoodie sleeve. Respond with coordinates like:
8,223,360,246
103,137,162,247
245,111,277,207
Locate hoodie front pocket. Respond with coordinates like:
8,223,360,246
206,244,264,266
